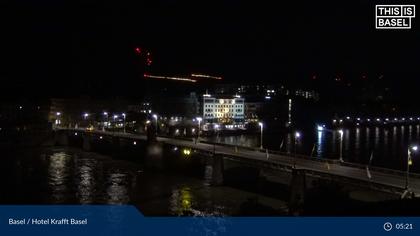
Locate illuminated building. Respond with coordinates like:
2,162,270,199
202,94,245,129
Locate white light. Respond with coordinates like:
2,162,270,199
99,136,103,139
153,114,158,119
56,112,61,116
258,122,263,128
339,119,343,123
113,115,118,119
103,112,108,116
122,113,126,118
265,96,271,99
317,125,324,131
346,116,350,120
196,117,202,122
83,113,89,117
133,141,137,145
74,132,78,136
376,118,380,122
333,119,337,123
412,146,418,151
295,132,301,138
338,129,344,135
357,118,361,121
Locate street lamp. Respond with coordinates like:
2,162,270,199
83,113,89,128
406,145,418,190
294,131,301,168
338,129,344,162
103,112,109,131
152,114,158,135
258,122,263,149
122,113,126,133
55,112,61,127
196,117,202,144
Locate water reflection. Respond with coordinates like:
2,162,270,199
316,131,323,158
48,152,71,203
75,158,97,204
106,172,130,204
170,186,194,216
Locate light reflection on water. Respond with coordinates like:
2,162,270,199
105,173,130,204
48,152,71,203
21,148,287,216
204,125,420,172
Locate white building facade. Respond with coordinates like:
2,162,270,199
202,94,245,129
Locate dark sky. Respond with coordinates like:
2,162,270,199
0,0,418,98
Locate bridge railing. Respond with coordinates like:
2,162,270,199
340,161,420,179
198,140,340,164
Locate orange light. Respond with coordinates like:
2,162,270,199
191,73,222,80
144,74,197,83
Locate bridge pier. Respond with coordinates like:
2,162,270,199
82,135,92,151
211,154,224,186
289,168,306,215
54,130,69,146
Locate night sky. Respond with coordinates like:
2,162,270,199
0,0,418,99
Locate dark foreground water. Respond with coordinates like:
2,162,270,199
0,147,288,216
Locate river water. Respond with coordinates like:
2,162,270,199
203,125,420,173
0,147,288,216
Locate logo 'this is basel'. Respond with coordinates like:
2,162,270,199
376,5,415,29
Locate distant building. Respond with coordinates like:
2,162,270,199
127,102,152,114
244,102,263,121
202,94,245,129
294,89,319,101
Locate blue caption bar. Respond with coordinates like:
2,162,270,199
0,206,419,236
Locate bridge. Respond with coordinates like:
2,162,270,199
53,128,420,198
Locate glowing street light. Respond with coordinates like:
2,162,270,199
294,131,301,168
103,112,109,131
406,145,418,189
195,117,202,144
55,112,61,127
258,122,263,149
83,113,89,119
153,114,158,135
122,113,126,133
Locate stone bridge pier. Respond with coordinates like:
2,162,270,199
211,154,224,186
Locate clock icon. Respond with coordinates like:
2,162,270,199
384,222,393,231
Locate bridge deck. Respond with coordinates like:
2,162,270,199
59,128,420,195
